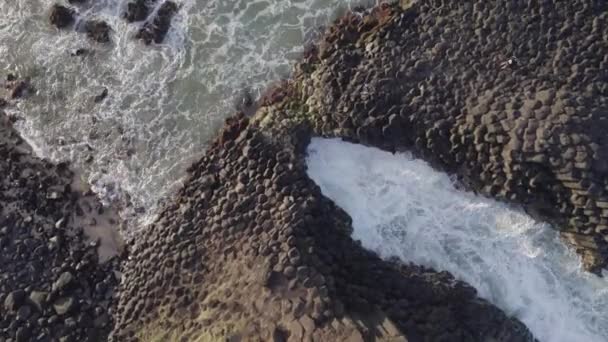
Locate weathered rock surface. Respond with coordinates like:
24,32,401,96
256,0,608,273
111,115,534,341
0,111,122,341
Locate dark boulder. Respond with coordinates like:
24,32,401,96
94,88,108,103
84,20,112,43
135,1,178,44
70,48,90,57
49,4,75,29
124,0,157,23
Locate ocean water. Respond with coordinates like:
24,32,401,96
0,0,366,225
306,138,608,342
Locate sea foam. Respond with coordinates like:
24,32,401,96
306,137,608,342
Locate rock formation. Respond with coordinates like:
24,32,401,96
256,0,608,273
111,115,534,341
20,0,608,341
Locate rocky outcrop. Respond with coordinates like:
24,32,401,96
111,115,534,341
0,111,123,341
256,0,608,273
33,0,608,340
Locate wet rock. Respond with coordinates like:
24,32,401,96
94,88,108,103
124,0,156,23
135,1,178,44
70,48,90,57
84,20,112,43
49,4,75,29
10,80,32,99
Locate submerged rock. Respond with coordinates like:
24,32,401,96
9,79,33,99
70,48,90,57
124,0,157,23
135,1,178,44
84,20,112,43
49,4,75,29
4,75,34,99
94,88,108,103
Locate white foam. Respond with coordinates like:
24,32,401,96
306,137,608,342
0,0,369,225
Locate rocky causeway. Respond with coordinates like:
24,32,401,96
2,0,608,341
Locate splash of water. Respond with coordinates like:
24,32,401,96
306,137,608,342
